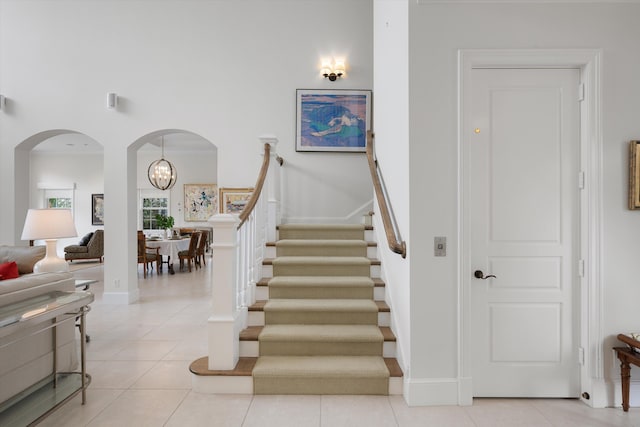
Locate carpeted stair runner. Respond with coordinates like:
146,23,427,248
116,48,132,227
251,223,394,395
258,324,383,356
253,355,389,395
276,239,367,257
272,256,371,277
267,276,374,299
264,299,379,325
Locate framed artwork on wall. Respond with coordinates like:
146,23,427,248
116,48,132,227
629,140,640,209
92,193,104,225
184,184,218,222
219,187,254,214
296,89,371,153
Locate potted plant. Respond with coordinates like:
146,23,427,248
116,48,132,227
155,214,175,239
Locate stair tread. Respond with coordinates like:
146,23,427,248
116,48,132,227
190,357,402,378
241,326,396,342
257,276,385,287
251,299,389,312
267,241,377,247
253,355,389,378
271,256,373,265
264,299,379,312
276,239,367,246
278,224,365,231
190,356,257,376
268,276,374,287
259,324,383,342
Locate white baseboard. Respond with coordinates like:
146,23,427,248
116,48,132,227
102,290,139,304
403,377,459,406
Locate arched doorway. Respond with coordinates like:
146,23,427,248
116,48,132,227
14,130,104,254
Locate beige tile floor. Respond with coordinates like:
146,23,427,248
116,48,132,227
35,261,639,426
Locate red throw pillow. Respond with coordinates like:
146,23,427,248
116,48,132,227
0,261,19,280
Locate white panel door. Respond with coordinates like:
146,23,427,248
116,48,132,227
467,68,580,397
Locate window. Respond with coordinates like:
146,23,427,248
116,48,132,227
42,189,74,211
47,197,72,208
140,191,169,231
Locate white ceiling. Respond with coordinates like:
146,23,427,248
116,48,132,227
32,133,215,153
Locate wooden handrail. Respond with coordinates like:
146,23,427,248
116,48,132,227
238,143,279,229
366,131,406,258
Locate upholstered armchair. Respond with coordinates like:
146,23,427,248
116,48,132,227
64,229,104,262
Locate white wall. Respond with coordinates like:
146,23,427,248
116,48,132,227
402,0,640,406
373,0,412,388
0,0,373,303
30,150,104,253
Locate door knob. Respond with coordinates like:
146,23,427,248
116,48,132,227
474,270,496,280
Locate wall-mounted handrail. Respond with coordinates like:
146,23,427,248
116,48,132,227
238,143,281,229
366,131,406,258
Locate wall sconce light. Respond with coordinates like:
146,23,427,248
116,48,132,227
0,95,6,111
106,92,118,109
321,59,346,81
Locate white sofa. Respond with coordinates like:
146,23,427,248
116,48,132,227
0,246,77,405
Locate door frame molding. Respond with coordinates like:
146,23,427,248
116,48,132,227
457,49,603,406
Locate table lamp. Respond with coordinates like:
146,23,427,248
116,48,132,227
21,208,78,273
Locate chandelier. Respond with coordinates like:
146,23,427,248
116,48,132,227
147,136,177,190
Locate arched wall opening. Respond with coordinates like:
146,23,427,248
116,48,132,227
112,129,218,294
14,130,104,253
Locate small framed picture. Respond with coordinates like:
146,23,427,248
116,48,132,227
296,89,371,152
184,184,218,222
629,141,640,209
91,193,104,225
219,187,254,214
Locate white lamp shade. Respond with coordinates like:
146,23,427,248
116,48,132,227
21,209,78,240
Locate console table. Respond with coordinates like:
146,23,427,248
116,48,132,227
0,290,94,426
615,333,640,412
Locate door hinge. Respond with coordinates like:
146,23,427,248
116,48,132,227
578,347,585,365
578,83,585,102
578,171,585,189
578,259,585,277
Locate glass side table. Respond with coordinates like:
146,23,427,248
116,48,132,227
0,290,94,426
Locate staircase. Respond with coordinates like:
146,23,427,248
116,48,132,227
191,223,402,395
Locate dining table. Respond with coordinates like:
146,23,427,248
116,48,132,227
145,237,190,274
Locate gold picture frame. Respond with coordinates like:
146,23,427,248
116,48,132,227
630,141,640,210
219,187,254,214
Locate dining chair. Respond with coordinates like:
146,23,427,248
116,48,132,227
178,231,200,272
195,231,208,268
137,231,161,278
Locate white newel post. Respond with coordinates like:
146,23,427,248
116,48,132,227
207,214,242,370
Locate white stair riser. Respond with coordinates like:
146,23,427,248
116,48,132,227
263,265,273,278
192,374,400,396
240,341,260,357
266,246,276,258
379,312,390,327
389,378,403,395
367,247,377,258
256,286,269,300
374,287,385,301
249,312,265,326
240,341,396,358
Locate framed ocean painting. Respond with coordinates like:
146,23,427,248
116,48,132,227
296,89,371,152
